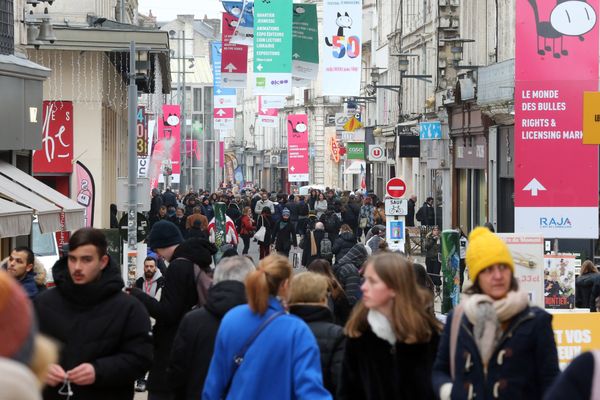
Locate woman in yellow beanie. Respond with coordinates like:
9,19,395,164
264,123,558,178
432,227,559,400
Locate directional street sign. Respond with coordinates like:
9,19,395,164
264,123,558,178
522,178,546,197
221,12,248,88
386,177,406,198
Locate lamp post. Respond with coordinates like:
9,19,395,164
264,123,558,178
127,41,138,288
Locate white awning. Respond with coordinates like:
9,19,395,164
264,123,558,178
0,161,85,233
344,161,366,174
0,198,33,237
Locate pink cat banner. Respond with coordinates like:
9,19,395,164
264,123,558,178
287,114,309,182
514,0,599,238
156,105,181,175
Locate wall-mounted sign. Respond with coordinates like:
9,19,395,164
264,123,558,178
419,121,442,139
346,142,365,160
33,101,74,174
368,144,385,161
329,136,340,162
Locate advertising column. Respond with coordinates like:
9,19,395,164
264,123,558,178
514,1,599,239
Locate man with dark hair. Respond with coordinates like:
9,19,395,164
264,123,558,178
2,246,38,299
135,257,164,299
34,228,153,400
416,196,436,227
130,220,217,400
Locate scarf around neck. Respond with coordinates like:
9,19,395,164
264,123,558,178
367,309,396,345
462,290,529,368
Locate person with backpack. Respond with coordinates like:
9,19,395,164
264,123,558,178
321,207,342,243
332,243,369,307
432,227,559,400
332,224,357,263
302,222,327,267
202,254,332,400
130,220,218,400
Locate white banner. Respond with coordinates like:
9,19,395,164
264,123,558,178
257,115,279,128
321,0,362,96
515,207,599,239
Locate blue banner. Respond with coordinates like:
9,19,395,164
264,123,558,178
211,42,236,96
419,121,442,140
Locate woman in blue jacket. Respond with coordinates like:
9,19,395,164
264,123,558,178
432,227,560,400
202,254,331,400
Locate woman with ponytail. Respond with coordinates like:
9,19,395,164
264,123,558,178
202,254,332,400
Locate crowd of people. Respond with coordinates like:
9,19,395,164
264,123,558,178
4,186,600,399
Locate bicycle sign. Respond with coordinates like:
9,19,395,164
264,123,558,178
384,198,408,216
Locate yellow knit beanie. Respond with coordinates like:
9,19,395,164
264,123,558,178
466,227,514,282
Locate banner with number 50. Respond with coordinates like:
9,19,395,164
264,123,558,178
321,0,362,96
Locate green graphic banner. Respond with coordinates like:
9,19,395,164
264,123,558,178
253,0,293,95
441,229,460,313
346,142,365,160
292,3,319,80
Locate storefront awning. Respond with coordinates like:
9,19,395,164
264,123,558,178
0,198,34,237
344,161,366,174
0,161,85,233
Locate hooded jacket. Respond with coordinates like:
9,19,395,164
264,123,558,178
168,281,247,400
575,272,600,309
34,258,152,400
333,232,357,261
135,269,165,298
333,244,368,307
272,218,298,252
289,305,345,398
130,237,215,393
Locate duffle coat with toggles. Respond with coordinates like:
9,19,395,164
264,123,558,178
432,306,559,400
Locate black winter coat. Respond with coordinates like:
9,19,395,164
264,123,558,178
575,272,600,309
332,232,357,262
545,351,595,400
333,244,368,307
432,306,560,400
289,305,345,398
130,238,212,393
256,214,273,246
168,281,247,400
406,199,416,226
162,190,178,208
340,326,439,400
343,202,361,229
272,219,297,253
321,212,342,243
34,258,152,400
301,229,325,266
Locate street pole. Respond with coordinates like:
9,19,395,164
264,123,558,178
127,41,138,288
120,0,126,23
182,30,187,191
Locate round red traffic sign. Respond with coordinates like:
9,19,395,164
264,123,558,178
386,177,406,198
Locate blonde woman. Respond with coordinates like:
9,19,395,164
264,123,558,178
203,254,331,400
340,253,441,400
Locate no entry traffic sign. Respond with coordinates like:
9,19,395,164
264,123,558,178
386,177,406,198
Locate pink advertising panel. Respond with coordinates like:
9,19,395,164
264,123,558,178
515,0,599,238
33,101,73,174
221,12,248,88
155,105,181,175
287,114,309,182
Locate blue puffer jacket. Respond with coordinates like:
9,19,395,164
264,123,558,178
432,306,559,400
203,297,332,400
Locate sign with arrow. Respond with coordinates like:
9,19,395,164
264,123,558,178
253,0,293,95
292,3,319,81
522,178,546,197
211,42,236,131
221,12,248,88
257,96,279,128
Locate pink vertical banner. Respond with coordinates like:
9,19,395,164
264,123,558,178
221,12,248,88
156,105,181,174
287,114,309,182
514,0,599,239
74,161,95,227
219,141,225,168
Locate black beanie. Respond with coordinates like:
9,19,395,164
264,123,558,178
147,220,184,249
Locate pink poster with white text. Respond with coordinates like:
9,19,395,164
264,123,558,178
155,105,181,175
287,114,309,182
514,0,599,238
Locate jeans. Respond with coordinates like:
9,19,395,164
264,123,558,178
241,234,251,254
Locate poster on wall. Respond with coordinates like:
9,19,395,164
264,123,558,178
253,0,293,95
74,161,95,228
514,0,599,238
33,101,74,174
287,114,309,182
498,234,545,307
552,313,600,369
544,254,576,309
321,0,362,96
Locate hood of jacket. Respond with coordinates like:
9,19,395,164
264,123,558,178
289,304,334,323
172,237,217,271
577,272,599,287
205,280,247,318
335,243,368,269
33,260,47,286
339,231,356,243
52,256,123,307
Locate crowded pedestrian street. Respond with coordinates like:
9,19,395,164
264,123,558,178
3,0,600,399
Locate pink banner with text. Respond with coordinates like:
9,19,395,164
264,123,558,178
287,114,309,182
514,0,599,238
156,105,181,175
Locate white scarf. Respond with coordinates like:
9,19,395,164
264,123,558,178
462,290,529,367
367,309,396,345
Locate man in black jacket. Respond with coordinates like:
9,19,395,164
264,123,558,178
406,195,417,227
130,220,217,400
34,228,152,400
168,256,255,400
272,209,298,258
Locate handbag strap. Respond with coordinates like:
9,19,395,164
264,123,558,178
223,310,285,396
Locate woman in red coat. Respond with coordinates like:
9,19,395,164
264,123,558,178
239,206,255,255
